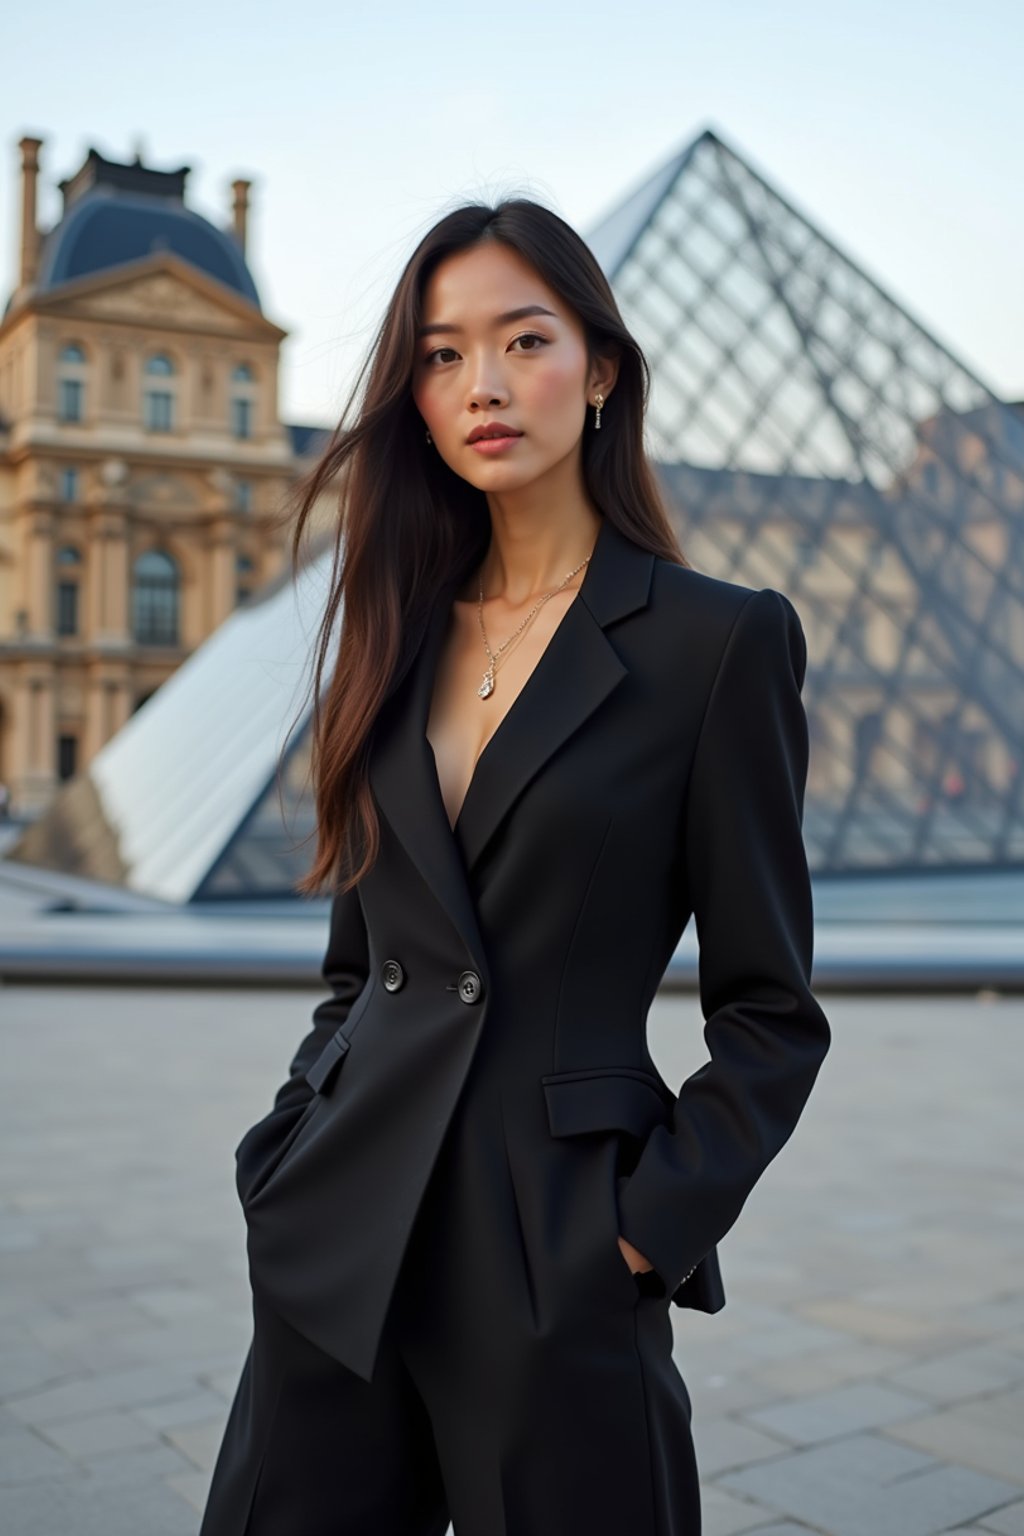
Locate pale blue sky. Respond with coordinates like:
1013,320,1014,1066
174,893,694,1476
4,0,1021,426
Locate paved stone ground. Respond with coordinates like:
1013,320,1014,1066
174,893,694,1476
2,981,1023,1536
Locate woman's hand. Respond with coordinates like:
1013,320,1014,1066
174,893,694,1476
617,1234,654,1275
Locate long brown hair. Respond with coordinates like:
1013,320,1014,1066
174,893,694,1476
283,196,690,897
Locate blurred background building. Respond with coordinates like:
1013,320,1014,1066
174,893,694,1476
4,125,1024,942
0,136,331,816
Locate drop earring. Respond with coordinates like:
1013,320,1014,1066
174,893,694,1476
593,393,604,430
425,429,433,444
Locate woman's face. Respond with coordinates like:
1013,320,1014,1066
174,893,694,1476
411,240,614,492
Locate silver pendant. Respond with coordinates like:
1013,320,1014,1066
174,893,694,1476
478,669,495,699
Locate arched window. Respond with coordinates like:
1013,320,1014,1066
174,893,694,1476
132,549,180,645
59,466,80,503
143,353,177,432
55,545,83,636
230,361,257,440
57,343,87,423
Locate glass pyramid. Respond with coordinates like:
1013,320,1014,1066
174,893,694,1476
588,126,1024,870
11,125,1024,899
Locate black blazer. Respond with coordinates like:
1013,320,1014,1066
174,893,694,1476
236,515,831,1384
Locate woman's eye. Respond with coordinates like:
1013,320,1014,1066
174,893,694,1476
423,333,548,367
510,332,548,353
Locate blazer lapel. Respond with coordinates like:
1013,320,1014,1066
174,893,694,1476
369,516,655,968
369,576,486,967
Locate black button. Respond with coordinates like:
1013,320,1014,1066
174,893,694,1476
457,969,482,1004
381,959,405,992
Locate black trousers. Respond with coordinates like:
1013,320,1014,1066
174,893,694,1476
200,1079,701,1536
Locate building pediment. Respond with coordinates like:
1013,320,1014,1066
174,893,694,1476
37,254,285,341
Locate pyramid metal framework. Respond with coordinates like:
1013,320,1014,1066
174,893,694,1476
587,127,1024,871
12,126,1024,899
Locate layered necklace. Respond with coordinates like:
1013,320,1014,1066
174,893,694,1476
475,549,592,700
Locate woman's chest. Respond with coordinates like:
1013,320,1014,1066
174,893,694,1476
425,588,582,833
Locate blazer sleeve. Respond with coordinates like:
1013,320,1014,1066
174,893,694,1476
616,585,831,1293
272,879,372,1114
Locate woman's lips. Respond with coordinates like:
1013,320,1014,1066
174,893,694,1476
469,433,523,455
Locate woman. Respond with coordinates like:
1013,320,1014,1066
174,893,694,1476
200,198,831,1536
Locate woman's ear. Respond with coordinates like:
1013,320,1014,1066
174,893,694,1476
590,348,621,404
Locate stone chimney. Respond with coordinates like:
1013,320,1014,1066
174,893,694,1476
231,178,251,255
18,135,44,289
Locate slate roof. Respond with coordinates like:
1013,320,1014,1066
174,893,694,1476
5,146,261,315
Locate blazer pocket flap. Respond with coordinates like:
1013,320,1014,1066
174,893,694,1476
305,1030,351,1094
541,1067,674,1140
304,980,377,1094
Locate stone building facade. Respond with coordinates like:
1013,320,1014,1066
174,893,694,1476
0,136,328,815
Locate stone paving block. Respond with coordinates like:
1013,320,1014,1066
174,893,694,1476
204,1368,245,1403
958,1385,1024,1435
0,1216,42,1251
201,1267,253,1300
699,1479,784,1535
799,1297,963,1351
0,1427,78,1484
980,1498,1024,1533
53,1294,155,1327
728,1312,851,1363
885,1398,1024,1487
747,1339,908,1398
163,1417,230,1471
80,1442,195,1485
693,1415,794,1478
743,1526,827,1534
0,1473,196,1535
718,1431,1021,1536
872,1462,1020,1536
23,1331,157,1375
964,1296,1024,1334
0,1321,36,1349
25,1306,153,1353
109,1313,252,1365
0,1345,79,1398
743,1380,932,1444
135,1389,230,1431
80,1251,196,1287
128,1284,219,1321
6,1364,199,1426
39,1409,159,1457
865,1269,1021,1312
164,1465,214,1515
687,1374,791,1422
889,1343,1024,1403
193,1350,251,1382
682,1332,775,1381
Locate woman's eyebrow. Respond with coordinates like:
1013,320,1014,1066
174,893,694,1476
417,304,558,339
